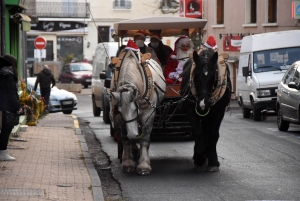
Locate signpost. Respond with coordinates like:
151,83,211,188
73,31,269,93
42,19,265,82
34,36,47,50
34,36,47,60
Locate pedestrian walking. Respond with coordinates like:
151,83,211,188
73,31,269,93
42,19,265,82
0,55,23,161
33,65,56,110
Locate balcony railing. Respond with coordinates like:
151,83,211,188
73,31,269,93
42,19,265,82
113,0,132,9
24,0,37,18
31,2,90,18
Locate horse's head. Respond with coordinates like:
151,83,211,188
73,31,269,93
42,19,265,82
192,49,218,111
111,83,139,138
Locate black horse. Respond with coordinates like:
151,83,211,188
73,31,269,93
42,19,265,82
180,49,232,172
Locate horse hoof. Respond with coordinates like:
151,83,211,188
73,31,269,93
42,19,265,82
206,166,219,172
122,167,135,173
194,158,208,172
137,170,151,176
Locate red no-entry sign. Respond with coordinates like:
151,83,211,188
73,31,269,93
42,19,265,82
34,36,47,50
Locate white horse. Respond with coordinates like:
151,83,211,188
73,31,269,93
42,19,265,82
110,49,166,175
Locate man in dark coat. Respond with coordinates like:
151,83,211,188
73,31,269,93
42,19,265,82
0,55,22,161
33,65,56,109
148,33,173,66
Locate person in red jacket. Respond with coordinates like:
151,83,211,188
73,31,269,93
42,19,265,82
164,36,194,84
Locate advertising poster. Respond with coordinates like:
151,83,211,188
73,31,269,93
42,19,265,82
179,0,202,18
222,35,242,52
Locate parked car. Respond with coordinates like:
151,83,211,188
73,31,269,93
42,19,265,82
27,77,78,114
277,61,300,131
91,42,118,123
58,62,92,88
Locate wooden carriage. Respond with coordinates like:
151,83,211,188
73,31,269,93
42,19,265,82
105,17,208,139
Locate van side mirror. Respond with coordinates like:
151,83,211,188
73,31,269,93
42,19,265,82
104,79,111,88
242,66,250,77
288,82,298,89
100,72,106,79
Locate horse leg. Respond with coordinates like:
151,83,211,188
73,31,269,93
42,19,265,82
136,118,152,175
203,111,225,172
185,103,207,171
193,122,208,171
121,139,136,172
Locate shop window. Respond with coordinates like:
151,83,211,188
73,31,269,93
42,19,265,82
245,0,256,24
216,0,224,24
57,36,83,61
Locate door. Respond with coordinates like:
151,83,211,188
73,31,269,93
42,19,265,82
45,41,54,61
98,26,110,43
287,65,300,121
280,65,296,119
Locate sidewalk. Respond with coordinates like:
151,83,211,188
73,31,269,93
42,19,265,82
0,113,104,201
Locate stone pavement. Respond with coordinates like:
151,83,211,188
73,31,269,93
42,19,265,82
0,113,104,201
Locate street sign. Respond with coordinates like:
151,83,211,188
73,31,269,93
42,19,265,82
34,36,47,50
34,49,46,58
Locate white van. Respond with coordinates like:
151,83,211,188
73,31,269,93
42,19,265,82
237,30,300,121
92,42,118,123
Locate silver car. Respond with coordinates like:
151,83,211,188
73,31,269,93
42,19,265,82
277,61,300,131
27,77,78,114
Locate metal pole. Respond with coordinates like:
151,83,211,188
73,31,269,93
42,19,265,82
1,0,6,55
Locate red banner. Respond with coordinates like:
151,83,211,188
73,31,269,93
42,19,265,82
179,0,202,19
222,35,242,52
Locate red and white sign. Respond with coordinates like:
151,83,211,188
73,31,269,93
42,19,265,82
34,36,47,50
222,35,242,52
179,0,202,19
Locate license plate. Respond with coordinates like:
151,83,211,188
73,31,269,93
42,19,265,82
86,79,91,82
63,101,72,105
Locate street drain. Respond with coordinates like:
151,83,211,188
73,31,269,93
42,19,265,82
57,184,72,187
0,188,44,196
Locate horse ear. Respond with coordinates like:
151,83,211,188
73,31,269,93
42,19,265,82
211,52,219,65
192,51,199,64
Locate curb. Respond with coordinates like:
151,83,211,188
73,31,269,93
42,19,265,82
72,116,105,201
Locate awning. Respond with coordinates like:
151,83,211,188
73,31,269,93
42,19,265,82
13,13,31,32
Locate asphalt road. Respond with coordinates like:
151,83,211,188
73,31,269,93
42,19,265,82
74,88,300,201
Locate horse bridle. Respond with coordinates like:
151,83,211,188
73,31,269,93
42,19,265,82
117,90,139,124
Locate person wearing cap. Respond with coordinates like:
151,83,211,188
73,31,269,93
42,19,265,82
133,30,159,62
111,31,118,42
164,36,194,84
0,55,23,161
148,33,173,66
33,64,56,111
203,35,218,50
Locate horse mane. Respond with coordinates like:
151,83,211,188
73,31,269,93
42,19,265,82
117,50,145,95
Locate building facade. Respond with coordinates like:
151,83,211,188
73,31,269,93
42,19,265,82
202,0,300,95
1,0,31,79
25,0,178,66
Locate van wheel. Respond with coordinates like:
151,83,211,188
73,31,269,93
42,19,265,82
84,84,88,88
92,96,101,116
252,103,261,121
242,103,251,118
102,94,111,124
277,107,289,131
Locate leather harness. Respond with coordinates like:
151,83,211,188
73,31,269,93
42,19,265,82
111,50,154,108
189,48,228,105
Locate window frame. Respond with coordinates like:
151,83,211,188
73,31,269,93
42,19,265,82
245,0,257,24
215,0,224,25
262,0,277,26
